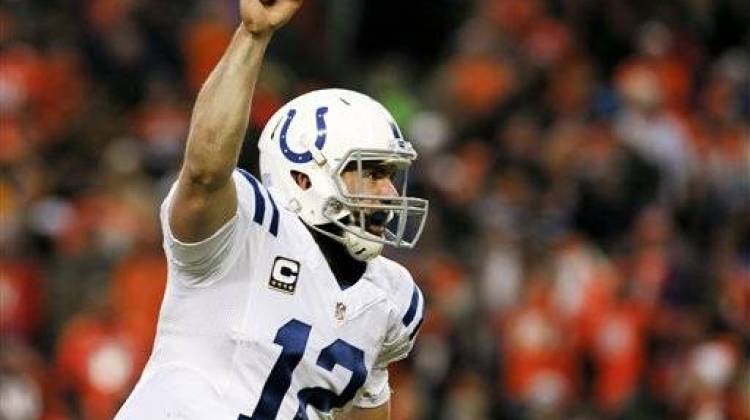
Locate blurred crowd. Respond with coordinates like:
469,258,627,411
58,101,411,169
1,0,749,419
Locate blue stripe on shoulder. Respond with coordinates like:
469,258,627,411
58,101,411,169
408,287,425,340
401,285,421,326
237,168,265,226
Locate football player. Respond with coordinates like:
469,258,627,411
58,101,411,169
115,0,428,419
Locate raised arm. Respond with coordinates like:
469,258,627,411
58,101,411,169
170,0,301,242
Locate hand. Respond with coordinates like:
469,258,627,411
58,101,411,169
240,0,302,38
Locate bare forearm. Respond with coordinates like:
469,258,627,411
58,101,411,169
168,0,300,243
182,27,271,189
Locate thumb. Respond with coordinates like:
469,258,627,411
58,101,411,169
267,0,303,27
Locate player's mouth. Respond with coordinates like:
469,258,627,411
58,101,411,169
365,211,389,237
366,224,385,236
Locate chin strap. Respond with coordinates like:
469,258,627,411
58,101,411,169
306,222,383,262
342,228,384,261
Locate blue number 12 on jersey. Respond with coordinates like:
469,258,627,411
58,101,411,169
238,319,367,420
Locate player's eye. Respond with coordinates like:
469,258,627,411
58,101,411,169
343,161,396,184
377,163,399,178
363,167,391,181
363,169,378,180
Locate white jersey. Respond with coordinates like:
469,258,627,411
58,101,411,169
116,169,425,420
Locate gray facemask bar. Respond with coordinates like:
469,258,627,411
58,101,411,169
323,148,429,248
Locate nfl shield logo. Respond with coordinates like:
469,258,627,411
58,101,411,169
335,302,346,322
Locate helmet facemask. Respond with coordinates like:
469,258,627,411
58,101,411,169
314,148,428,260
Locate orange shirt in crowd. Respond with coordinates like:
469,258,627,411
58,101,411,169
500,285,577,409
55,313,141,420
589,301,646,412
616,58,691,114
0,260,43,342
109,251,167,361
183,19,232,93
448,55,515,117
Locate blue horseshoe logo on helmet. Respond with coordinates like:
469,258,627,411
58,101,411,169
279,107,329,163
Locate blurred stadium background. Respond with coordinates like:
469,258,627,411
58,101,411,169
1,0,749,419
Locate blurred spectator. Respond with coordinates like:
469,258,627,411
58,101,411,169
108,249,166,359
182,5,232,94
0,343,70,420
55,304,142,420
498,267,578,415
0,260,43,345
614,64,694,203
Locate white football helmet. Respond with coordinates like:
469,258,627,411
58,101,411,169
258,89,429,261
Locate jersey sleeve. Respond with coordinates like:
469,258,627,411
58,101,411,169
160,169,277,285
377,273,425,368
353,266,425,408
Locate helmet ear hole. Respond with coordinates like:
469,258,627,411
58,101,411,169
290,170,312,190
